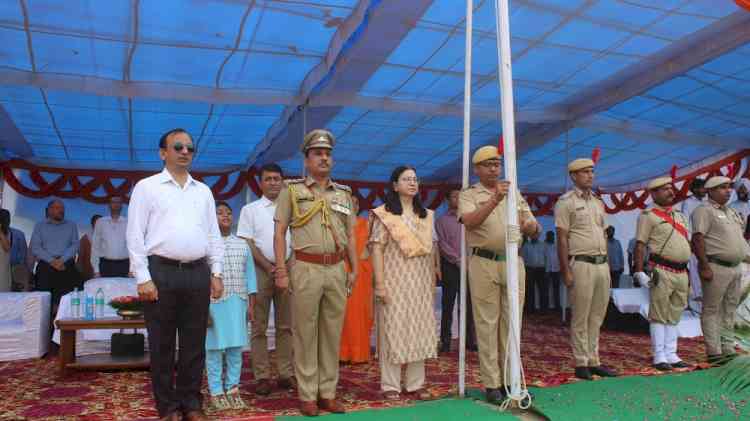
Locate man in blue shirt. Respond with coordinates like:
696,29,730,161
522,232,546,313
0,209,32,291
30,199,80,312
606,226,624,288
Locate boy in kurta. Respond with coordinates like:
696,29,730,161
205,202,257,413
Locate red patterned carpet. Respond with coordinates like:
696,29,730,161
0,313,707,420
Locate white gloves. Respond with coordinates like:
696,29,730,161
634,272,651,288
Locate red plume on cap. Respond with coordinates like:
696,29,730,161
728,162,737,177
591,147,601,164
670,165,678,181
497,135,504,156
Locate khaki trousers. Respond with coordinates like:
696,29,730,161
468,255,525,389
251,266,294,380
648,268,689,325
569,260,610,367
701,262,742,356
377,306,425,393
290,260,347,401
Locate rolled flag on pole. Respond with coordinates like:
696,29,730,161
591,146,601,165
498,135,504,156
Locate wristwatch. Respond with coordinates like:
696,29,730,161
212,273,223,279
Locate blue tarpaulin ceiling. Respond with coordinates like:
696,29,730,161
0,0,749,192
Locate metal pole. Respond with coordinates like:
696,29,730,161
458,0,474,399
494,0,525,401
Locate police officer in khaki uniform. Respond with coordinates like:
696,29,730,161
554,158,617,380
458,146,540,405
691,176,749,365
273,129,358,416
632,176,692,371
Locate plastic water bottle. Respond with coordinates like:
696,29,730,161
70,288,81,319
84,293,95,320
95,288,105,319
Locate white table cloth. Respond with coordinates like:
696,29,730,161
611,287,703,338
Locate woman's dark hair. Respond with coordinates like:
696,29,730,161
216,201,232,212
91,214,102,228
384,166,427,218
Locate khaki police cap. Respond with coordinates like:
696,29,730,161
472,146,501,164
567,158,595,173
301,129,335,153
647,176,672,191
705,176,731,189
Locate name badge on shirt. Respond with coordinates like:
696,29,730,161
332,203,351,215
718,214,726,219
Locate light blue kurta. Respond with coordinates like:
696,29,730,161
206,236,257,351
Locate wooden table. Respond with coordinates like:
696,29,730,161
55,317,149,376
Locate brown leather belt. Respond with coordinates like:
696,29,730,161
294,250,346,266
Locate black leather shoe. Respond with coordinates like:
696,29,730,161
652,362,672,371
670,361,690,369
575,366,592,380
486,388,506,405
589,365,618,377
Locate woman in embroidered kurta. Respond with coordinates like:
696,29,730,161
369,166,441,400
205,201,257,413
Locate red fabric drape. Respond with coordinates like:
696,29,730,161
2,149,749,216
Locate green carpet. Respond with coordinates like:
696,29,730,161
275,398,519,421
531,368,750,421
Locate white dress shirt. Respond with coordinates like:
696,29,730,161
730,200,750,225
90,215,129,271
236,195,291,263
126,168,223,284
680,195,704,219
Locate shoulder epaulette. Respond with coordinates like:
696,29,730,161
559,190,574,200
286,178,305,184
332,181,352,193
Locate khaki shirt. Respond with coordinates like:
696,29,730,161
457,182,536,254
635,205,691,263
554,188,607,256
274,177,354,254
691,199,746,264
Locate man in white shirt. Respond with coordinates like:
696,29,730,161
236,163,294,395
91,196,129,278
680,178,707,299
730,179,749,224
126,128,224,421
680,178,707,218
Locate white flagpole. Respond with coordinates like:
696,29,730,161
458,0,474,398
494,0,528,405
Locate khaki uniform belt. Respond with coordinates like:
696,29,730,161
472,247,505,262
572,255,608,265
649,254,688,272
707,256,740,268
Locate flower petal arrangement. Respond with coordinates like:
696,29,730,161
108,296,143,312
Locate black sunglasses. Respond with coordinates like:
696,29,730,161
173,142,195,154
